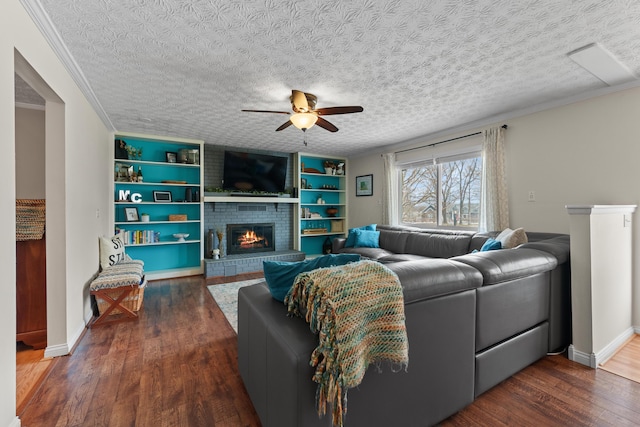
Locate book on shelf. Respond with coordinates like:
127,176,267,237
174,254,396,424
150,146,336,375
116,229,160,245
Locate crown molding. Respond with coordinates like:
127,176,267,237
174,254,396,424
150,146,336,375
19,0,115,131
360,79,640,159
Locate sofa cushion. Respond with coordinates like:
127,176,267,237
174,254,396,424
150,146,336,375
384,259,483,303
475,273,550,352
338,247,394,260
452,248,557,285
353,229,380,248
378,253,432,263
496,227,528,249
404,231,473,258
90,259,144,291
378,229,410,253
345,224,377,248
263,253,361,302
480,238,502,252
519,236,570,263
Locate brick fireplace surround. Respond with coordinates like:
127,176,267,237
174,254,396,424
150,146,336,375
202,147,304,277
202,201,304,277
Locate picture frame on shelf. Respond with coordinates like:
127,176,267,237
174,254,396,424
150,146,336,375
356,174,373,196
124,207,139,222
116,164,132,182
166,151,177,163
153,190,172,202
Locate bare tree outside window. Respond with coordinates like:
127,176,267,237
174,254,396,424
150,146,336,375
401,156,482,229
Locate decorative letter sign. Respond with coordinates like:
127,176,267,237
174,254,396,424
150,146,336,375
118,190,142,203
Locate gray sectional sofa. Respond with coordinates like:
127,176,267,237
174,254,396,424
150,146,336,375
237,225,571,427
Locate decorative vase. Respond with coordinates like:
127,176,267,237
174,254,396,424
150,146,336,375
322,237,332,254
326,207,338,217
206,229,215,259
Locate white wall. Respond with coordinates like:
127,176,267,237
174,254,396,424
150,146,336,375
346,158,384,229
15,107,45,199
349,86,640,330
2,1,112,425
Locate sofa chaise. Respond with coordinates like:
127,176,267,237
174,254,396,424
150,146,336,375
237,225,571,426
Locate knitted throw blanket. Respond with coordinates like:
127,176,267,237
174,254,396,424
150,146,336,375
285,260,408,427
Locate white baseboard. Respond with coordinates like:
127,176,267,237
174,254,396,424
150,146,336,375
568,326,636,369
43,321,87,358
596,327,636,365
9,416,21,427
44,342,70,358
568,344,596,368
68,321,87,353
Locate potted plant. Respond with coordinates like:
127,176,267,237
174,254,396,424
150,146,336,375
140,213,150,222
125,145,143,160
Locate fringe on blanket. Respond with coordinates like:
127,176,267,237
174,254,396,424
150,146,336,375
286,260,408,427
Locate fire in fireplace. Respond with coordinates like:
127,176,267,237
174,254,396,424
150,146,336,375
227,223,275,255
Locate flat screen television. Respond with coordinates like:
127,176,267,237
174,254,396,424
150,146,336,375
222,150,288,194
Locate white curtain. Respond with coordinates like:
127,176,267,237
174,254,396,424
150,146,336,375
382,152,399,225
479,127,509,232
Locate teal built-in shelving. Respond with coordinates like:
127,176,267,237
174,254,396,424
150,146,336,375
295,153,348,257
113,132,204,279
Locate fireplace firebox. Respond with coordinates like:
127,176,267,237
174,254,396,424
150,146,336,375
227,223,275,255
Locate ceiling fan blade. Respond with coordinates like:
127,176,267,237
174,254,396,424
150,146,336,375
291,90,309,112
275,120,293,131
316,117,338,132
315,106,364,115
241,109,290,115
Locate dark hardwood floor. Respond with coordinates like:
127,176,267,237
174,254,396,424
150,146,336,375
19,274,640,426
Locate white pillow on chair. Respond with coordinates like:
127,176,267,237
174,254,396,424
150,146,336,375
99,233,126,270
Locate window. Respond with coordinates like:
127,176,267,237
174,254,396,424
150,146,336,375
400,152,482,229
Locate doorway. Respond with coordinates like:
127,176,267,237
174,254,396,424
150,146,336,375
14,50,66,415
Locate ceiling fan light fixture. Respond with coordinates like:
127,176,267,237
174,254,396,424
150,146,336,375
290,112,318,130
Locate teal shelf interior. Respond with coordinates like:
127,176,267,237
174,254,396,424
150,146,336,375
124,243,201,272
300,235,336,256
114,203,200,222
114,183,200,204
298,155,347,256
114,134,202,276
115,161,200,184
115,221,201,240
117,136,200,164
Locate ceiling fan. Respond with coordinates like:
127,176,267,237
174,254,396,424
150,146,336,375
242,89,363,133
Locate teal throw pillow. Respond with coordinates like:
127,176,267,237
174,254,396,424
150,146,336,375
353,229,380,248
480,238,502,252
263,253,361,302
344,224,377,248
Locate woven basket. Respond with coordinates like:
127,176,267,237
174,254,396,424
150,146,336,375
169,214,187,221
16,199,46,241
96,283,146,315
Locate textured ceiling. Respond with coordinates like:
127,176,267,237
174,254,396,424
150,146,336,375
15,74,45,106
22,0,640,156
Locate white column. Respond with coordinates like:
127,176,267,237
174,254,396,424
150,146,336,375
566,205,636,367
